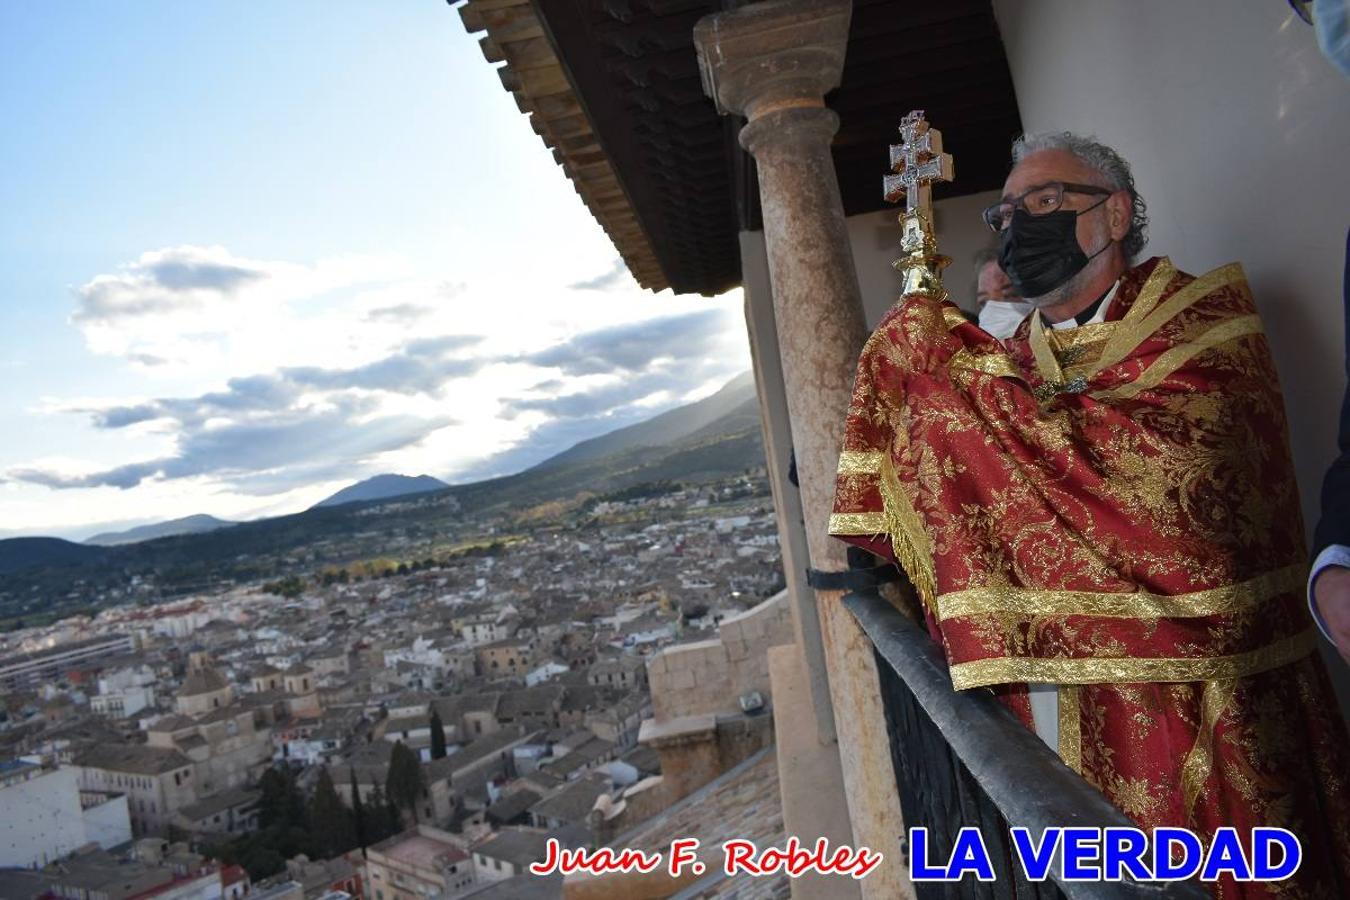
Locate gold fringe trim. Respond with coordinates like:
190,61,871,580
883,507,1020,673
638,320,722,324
876,453,938,616
947,628,1315,690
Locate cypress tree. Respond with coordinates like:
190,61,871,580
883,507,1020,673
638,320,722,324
429,709,447,760
386,740,426,824
307,767,356,859
350,768,369,856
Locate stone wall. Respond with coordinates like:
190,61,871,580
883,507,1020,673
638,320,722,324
595,713,774,843
645,590,793,721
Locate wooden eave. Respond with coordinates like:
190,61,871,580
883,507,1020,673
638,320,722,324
451,0,1022,298
455,0,671,292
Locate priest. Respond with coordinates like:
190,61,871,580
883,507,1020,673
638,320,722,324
830,126,1350,896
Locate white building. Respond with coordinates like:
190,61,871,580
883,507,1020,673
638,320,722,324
525,662,569,687
91,666,158,719
383,638,447,672
0,759,132,868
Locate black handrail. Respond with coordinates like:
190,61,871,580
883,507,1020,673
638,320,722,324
844,589,1209,900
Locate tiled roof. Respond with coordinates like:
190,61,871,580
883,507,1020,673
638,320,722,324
614,746,787,899
75,743,192,775
178,787,261,821
528,772,610,825
472,827,554,869
485,788,541,825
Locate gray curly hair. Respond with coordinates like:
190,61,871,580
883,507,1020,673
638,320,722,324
1011,132,1148,260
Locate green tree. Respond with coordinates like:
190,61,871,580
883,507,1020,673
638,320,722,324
386,740,425,824
257,766,304,829
350,769,368,853
429,709,447,760
239,844,285,880
261,575,305,599
307,767,357,859
367,783,400,840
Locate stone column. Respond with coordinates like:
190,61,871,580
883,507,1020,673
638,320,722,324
695,3,911,898
740,231,835,745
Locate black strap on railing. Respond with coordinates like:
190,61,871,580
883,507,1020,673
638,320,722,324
843,584,1209,900
805,562,900,592
807,544,903,591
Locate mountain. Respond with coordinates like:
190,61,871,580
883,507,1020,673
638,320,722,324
0,373,765,621
313,474,450,509
85,514,235,547
445,371,762,512
535,371,757,470
0,537,108,576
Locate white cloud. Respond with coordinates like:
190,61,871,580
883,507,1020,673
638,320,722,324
4,244,750,534
72,244,408,367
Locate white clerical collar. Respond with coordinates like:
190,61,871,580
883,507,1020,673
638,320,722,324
1049,280,1119,330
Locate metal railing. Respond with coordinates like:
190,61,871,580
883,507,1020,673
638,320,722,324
843,582,1209,900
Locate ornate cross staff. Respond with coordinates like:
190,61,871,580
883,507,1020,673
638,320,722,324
884,110,955,298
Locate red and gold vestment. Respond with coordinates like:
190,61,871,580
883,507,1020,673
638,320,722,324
830,256,1350,897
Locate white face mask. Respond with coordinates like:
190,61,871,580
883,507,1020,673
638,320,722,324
978,299,1035,340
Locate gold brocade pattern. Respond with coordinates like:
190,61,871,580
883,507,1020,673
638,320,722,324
1058,684,1082,773
942,306,969,330
1180,678,1237,818
1095,314,1264,400
1046,320,1116,352
936,563,1305,621
948,348,1024,380
827,512,886,534
947,629,1315,690
1094,261,1243,376
830,254,1350,892
836,450,884,476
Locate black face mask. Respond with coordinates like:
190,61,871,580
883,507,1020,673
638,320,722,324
998,203,1110,300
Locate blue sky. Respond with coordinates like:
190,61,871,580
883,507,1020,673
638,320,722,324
0,2,748,539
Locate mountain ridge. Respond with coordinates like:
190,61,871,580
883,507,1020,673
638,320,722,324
312,474,450,510
86,514,236,547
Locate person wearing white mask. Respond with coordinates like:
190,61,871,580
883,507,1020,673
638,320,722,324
972,249,1033,340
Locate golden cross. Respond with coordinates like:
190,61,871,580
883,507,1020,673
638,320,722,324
883,110,954,217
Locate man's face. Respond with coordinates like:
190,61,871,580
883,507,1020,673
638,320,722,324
1000,148,1129,307
976,260,1016,306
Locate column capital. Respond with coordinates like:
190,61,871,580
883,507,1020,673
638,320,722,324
694,0,852,121
739,106,840,158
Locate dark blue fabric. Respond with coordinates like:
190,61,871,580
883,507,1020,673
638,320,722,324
1314,227,1350,555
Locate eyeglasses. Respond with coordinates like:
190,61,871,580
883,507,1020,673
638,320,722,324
982,182,1113,233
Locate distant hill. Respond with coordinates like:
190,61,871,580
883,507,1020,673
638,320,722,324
446,371,762,511
535,371,757,470
86,514,235,547
0,537,107,576
313,474,450,509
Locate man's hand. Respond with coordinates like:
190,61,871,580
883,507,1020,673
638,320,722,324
1313,565,1350,662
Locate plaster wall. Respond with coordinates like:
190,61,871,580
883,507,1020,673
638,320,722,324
0,767,86,867
992,0,1350,544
